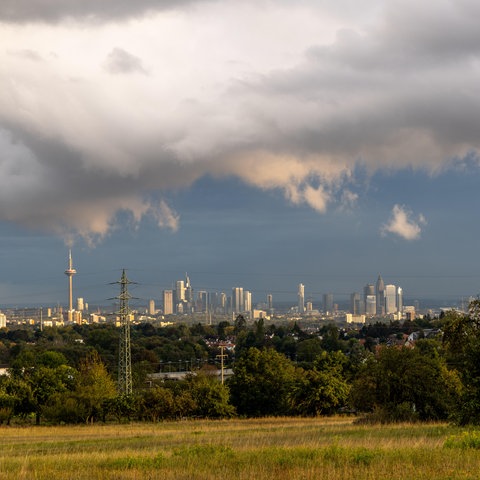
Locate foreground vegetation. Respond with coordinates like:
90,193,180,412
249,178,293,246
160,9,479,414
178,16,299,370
1,417,480,479
1,301,480,425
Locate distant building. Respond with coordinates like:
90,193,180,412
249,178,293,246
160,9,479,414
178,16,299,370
298,284,305,313
385,284,397,314
76,297,84,311
397,286,403,315
350,292,361,314
163,289,173,315
232,287,244,313
345,314,366,324
267,294,273,312
148,299,156,316
323,293,334,314
0,312,6,329
365,295,376,315
219,292,227,314
364,283,375,314
244,290,252,313
376,275,385,315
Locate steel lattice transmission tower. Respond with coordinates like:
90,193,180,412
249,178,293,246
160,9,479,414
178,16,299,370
114,269,135,396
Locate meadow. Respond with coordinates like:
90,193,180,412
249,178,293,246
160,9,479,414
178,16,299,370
1,417,479,479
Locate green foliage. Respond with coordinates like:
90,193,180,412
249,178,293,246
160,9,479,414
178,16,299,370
442,301,480,425
289,351,351,416
183,371,235,418
139,386,176,421
229,347,298,416
444,430,480,449
351,343,462,422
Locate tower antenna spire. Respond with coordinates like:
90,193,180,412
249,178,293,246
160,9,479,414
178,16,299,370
64,249,77,323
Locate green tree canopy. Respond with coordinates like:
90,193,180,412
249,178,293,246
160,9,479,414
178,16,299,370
229,347,298,416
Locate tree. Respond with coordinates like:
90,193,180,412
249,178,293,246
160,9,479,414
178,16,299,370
139,386,176,422
229,347,298,416
184,371,235,418
350,343,462,422
289,351,350,416
70,351,117,423
441,300,480,424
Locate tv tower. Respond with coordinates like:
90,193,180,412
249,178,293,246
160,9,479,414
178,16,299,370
64,250,76,322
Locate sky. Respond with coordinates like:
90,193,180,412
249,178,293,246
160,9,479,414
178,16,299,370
1,0,480,309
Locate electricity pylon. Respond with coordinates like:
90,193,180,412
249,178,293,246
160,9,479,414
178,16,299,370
114,269,135,396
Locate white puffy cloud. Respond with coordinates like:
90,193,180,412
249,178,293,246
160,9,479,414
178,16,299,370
381,205,427,241
0,0,478,243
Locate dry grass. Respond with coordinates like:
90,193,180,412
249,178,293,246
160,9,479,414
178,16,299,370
0,417,479,479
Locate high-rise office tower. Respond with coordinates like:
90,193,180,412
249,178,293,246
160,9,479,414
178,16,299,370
175,280,185,302
148,299,156,315
397,286,403,314
323,293,334,314
350,292,361,314
267,294,273,312
298,283,305,313
364,284,375,313
244,290,252,313
385,284,397,314
77,297,84,312
219,292,227,314
64,250,77,323
185,273,193,307
365,295,376,315
163,289,173,315
209,292,219,312
376,275,385,316
232,287,244,313
196,291,208,312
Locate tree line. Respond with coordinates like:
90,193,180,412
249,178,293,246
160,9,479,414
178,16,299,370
0,301,480,425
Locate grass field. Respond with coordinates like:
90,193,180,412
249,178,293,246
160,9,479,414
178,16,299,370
1,417,480,479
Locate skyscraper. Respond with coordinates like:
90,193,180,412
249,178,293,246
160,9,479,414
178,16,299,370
219,292,227,314
298,283,305,313
385,284,397,314
376,275,385,316
76,297,84,312
323,293,334,314
148,299,156,315
185,273,193,310
397,286,403,315
365,295,376,315
364,283,375,314
244,290,252,313
232,287,244,313
175,280,185,313
163,289,173,315
350,292,361,314
175,280,185,302
267,294,273,313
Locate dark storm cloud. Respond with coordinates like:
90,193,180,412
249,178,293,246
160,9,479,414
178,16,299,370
2,0,480,243
0,0,204,23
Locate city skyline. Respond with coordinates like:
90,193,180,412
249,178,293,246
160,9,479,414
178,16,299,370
1,2,480,306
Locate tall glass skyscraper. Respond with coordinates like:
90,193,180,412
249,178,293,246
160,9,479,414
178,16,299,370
298,283,305,313
376,275,385,315
385,284,397,314
232,287,244,313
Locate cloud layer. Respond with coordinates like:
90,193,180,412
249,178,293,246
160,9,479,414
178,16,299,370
1,0,479,242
